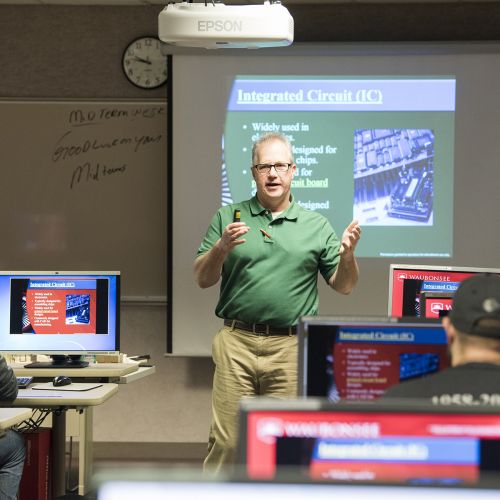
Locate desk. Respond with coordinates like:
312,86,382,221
11,362,155,495
11,362,139,379
11,383,118,498
0,407,32,429
12,361,156,384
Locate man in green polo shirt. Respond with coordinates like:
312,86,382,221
194,132,361,474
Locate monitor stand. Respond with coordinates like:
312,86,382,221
24,355,89,369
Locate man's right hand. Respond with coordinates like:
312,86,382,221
194,222,250,288
217,222,250,254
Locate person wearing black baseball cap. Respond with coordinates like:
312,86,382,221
383,274,500,403
448,274,500,341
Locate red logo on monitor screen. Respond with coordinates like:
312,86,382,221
256,418,284,444
430,303,444,315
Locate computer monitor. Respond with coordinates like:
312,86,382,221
97,474,500,500
0,271,120,368
237,398,500,484
298,317,449,401
388,264,500,318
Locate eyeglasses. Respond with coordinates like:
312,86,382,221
253,163,292,174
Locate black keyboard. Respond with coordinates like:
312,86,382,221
16,376,33,389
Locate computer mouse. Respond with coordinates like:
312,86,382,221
53,375,72,387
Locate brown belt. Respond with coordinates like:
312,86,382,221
224,319,296,336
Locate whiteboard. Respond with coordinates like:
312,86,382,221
0,100,167,297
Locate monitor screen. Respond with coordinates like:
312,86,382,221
0,271,120,366
388,264,500,318
298,317,449,401
419,292,454,319
237,398,500,484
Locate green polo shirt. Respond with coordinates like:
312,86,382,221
197,196,341,327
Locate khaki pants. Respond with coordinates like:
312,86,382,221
204,324,298,475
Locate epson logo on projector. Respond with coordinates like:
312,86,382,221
198,20,243,32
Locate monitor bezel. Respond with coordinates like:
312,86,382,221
387,264,500,317
95,467,500,500
237,396,500,480
0,270,120,356
297,316,445,399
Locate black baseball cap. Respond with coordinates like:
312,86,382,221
449,274,500,338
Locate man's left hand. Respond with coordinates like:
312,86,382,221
340,219,361,258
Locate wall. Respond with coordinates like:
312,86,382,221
93,306,213,446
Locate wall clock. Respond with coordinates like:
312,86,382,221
122,36,168,89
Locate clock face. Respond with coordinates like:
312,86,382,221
122,36,168,89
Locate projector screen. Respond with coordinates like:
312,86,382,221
169,43,500,355
223,76,455,257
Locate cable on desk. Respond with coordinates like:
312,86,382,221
15,408,52,433
67,436,79,493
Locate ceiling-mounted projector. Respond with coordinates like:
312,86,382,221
158,1,294,49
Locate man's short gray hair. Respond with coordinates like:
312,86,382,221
251,133,294,165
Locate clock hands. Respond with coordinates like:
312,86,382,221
133,56,152,65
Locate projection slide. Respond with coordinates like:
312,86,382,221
19,278,97,335
222,77,455,258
